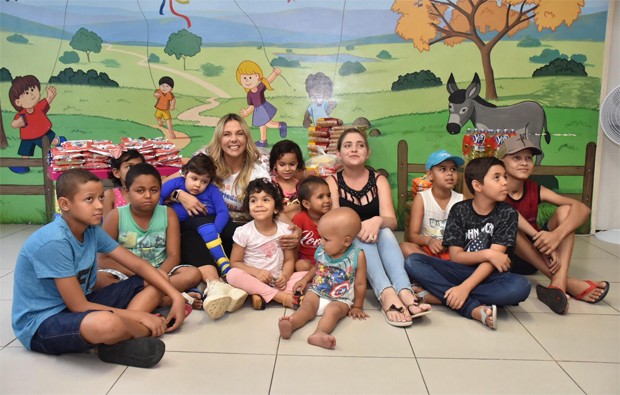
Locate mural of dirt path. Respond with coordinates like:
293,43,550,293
104,44,229,128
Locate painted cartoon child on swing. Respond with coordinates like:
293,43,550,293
8,75,64,174
236,60,287,147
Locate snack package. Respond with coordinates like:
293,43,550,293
412,174,432,197
305,152,341,177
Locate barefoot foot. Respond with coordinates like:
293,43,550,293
278,316,294,339
308,332,336,349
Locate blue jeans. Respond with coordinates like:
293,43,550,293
358,228,411,300
405,253,530,318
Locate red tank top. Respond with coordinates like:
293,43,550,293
506,179,541,231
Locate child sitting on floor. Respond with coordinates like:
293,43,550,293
279,207,369,349
12,169,186,368
269,139,305,220
226,178,308,309
498,135,609,314
99,163,202,310
405,157,531,330
400,150,464,304
103,149,145,217
292,176,332,272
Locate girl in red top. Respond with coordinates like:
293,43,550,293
291,176,332,274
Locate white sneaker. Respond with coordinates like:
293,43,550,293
220,282,248,312
202,280,231,320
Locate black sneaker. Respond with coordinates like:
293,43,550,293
98,338,165,368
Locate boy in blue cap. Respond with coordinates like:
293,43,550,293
400,150,465,305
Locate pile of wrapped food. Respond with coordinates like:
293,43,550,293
48,137,183,172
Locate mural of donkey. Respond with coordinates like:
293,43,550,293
446,73,551,165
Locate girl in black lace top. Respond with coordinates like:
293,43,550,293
326,129,431,327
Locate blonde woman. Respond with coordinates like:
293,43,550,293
168,114,299,316
236,60,287,147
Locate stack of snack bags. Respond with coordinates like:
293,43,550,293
120,137,183,167
49,137,183,172
307,117,367,157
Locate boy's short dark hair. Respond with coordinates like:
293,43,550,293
243,178,284,218
268,140,305,171
464,156,505,195
296,176,328,211
125,163,162,189
9,75,41,111
158,76,174,89
183,153,217,181
56,169,101,200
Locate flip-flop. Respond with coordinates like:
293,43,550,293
479,305,497,330
536,284,568,314
406,297,432,318
381,304,413,327
573,280,610,304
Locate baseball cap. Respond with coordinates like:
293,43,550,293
497,135,542,158
425,149,465,171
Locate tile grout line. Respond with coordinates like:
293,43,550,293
404,328,431,395
105,365,129,395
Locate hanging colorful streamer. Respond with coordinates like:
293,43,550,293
169,0,191,28
158,0,192,28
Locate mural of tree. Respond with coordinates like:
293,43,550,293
392,0,584,99
69,27,102,63
164,29,202,71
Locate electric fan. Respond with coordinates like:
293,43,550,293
595,86,620,244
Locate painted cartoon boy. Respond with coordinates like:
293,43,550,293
154,76,176,139
9,75,64,174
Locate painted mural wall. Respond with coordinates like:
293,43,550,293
0,0,610,224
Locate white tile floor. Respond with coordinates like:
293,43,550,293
0,224,619,395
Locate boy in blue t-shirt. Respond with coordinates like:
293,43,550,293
405,157,531,330
12,169,187,368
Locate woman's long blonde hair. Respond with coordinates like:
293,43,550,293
236,60,273,93
206,113,262,202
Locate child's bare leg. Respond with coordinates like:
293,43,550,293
199,265,220,283
95,272,121,290
166,267,202,308
400,242,426,258
515,232,561,284
273,290,294,308
80,311,151,345
308,301,349,349
295,259,313,272
156,117,164,128
279,292,320,339
126,283,164,313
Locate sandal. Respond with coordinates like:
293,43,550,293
478,305,497,330
381,304,413,327
406,297,432,318
571,280,610,304
536,284,569,314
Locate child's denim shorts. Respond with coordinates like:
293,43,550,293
30,275,145,355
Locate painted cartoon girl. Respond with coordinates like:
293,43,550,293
236,60,287,147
